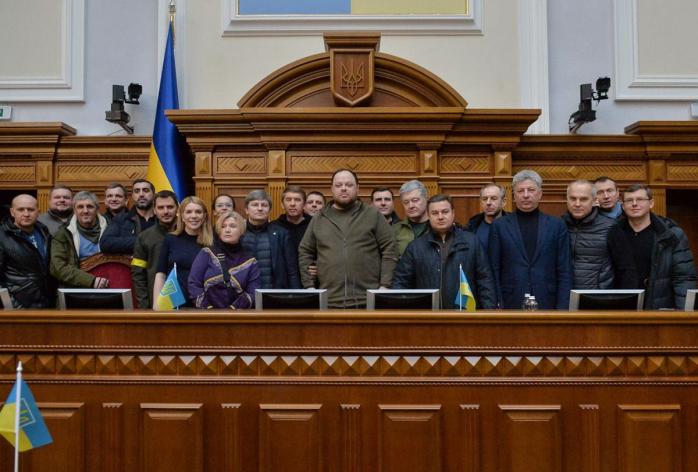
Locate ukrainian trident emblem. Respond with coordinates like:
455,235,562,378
330,50,374,106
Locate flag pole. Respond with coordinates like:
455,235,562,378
459,264,463,311
14,361,22,472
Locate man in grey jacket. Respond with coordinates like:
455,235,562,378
298,169,397,308
562,180,616,289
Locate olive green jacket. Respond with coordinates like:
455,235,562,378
298,200,397,308
131,223,168,309
393,218,429,257
50,215,107,288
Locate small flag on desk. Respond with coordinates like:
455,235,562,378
0,379,52,452
454,264,476,311
156,264,186,310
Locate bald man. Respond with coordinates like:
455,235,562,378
0,194,54,307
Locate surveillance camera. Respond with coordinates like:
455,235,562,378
106,83,141,134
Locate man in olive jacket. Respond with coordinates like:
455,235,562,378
131,190,178,308
298,169,397,308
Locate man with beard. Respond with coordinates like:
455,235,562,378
465,183,508,253
100,179,157,254
103,183,128,223
298,169,397,308
0,194,54,307
273,185,311,250
131,190,179,308
50,191,109,288
38,185,73,235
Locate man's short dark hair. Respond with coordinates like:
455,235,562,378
594,176,617,187
49,184,73,197
306,191,326,202
331,168,359,185
154,190,179,205
427,193,453,209
132,179,155,193
623,183,653,200
371,186,393,199
105,182,127,196
282,185,307,202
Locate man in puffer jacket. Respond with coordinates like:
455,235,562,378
393,194,497,309
562,180,617,289
0,194,54,308
608,184,696,309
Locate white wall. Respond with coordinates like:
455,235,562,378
0,0,157,136
3,0,696,136
547,0,696,134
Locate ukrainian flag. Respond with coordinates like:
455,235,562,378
0,379,52,452
454,265,476,311
146,21,188,200
156,264,186,310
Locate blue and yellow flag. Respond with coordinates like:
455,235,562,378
146,21,188,200
454,265,476,311
156,264,186,310
0,379,52,452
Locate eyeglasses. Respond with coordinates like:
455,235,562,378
622,197,651,204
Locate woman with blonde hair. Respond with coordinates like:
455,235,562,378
189,211,259,309
153,196,213,309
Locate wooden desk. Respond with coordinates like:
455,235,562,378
0,311,696,472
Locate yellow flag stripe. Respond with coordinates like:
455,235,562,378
146,144,175,194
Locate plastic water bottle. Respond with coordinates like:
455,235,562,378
521,293,531,310
528,296,539,311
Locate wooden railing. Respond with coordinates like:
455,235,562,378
0,310,696,471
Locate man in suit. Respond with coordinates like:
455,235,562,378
488,170,572,309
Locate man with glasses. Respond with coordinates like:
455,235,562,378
593,176,623,219
608,184,696,309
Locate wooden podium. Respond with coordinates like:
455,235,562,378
0,310,696,471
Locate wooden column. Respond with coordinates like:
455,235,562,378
194,151,214,209
492,148,513,212
267,149,287,219
418,148,439,196
647,157,668,216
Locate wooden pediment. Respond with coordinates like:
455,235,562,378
238,33,467,108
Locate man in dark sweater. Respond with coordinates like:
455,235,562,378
608,183,696,309
241,189,300,289
273,185,311,251
488,170,572,309
100,179,157,254
465,183,508,253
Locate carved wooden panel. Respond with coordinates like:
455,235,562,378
617,404,681,472
140,403,204,472
222,403,242,472
5,352,698,380
56,164,146,182
0,164,35,183
379,405,442,472
512,164,646,182
289,152,416,174
101,403,124,472
216,155,267,175
259,404,322,472
498,405,561,472
460,404,480,472
579,405,600,472
667,163,698,182
340,404,360,472
440,155,490,174
23,403,85,472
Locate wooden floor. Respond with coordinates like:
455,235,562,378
0,310,696,472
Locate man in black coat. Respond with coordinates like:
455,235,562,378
241,189,300,289
562,180,616,289
393,194,497,309
608,184,696,309
0,194,54,308
465,183,508,254
100,179,157,254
